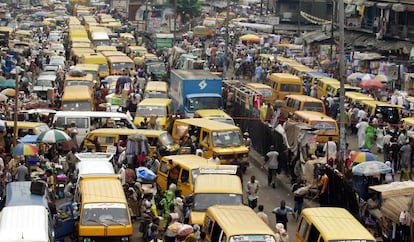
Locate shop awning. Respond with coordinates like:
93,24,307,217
302,30,333,44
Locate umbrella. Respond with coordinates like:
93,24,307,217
239,34,261,43
1,88,16,96
12,143,39,156
18,134,39,144
0,93,7,102
0,79,16,88
37,129,71,143
347,72,363,81
352,161,392,176
350,151,377,163
359,74,375,81
359,79,384,89
375,74,391,83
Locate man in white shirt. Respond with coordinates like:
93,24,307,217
357,108,367,122
323,137,337,160
246,175,259,209
207,153,220,165
117,163,126,185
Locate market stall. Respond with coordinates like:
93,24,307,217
367,181,414,241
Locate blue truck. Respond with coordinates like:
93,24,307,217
169,70,223,117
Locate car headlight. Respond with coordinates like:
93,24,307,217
121,237,129,242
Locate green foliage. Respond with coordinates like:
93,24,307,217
171,0,201,23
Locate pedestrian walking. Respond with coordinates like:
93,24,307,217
356,118,369,149
272,200,294,230
263,145,279,188
246,175,259,209
292,178,305,217
14,161,29,181
256,205,269,225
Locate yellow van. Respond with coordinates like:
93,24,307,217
203,205,277,242
70,48,94,63
134,98,173,130
144,81,168,98
360,100,402,124
79,53,109,78
244,83,275,104
107,55,134,75
266,73,303,100
62,85,93,111
119,33,136,47
315,77,340,98
64,73,94,93
82,128,179,157
76,176,133,242
75,64,99,84
101,51,127,58
290,64,315,77
129,46,148,65
194,109,235,126
190,173,242,226
326,82,361,97
296,207,375,242
193,25,215,38
96,45,117,53
6,121,50,138
282,95,326,118
345,92,374,105
172,118,249,165
292,111,339,143
157,155,216,196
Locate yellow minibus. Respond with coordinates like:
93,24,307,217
76,176,133,242
360,100,402,124
326,82,361,97
82,128,179,157
266,73,303,100
96,45,117,53
193,109,235,126
292,111,339,143
296,207,375,242
75,64,99,84
61,85,93,111
190,173,242,226
245,82,275,104
345,92,374,105
6,121,50,138
282,95,326,118
134,98,173,130
79,53,109,78
156,155,217,196
107,56,134,75
144,81,168,98
203,205,277,242
172,118,249,165
315,77,340,98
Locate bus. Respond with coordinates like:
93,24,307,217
292,111,339,143
91,32,110,46
203,205,277,242
296,207,375,242
79,53,109,78
75,176,133,242
172,118,249,165
266,73,303,100
61,85,93,111
107,55,134,75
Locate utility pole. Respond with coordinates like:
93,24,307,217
12,66,19,147
338,0,346,167
330,0,335,61
173,0,177,45
223,0,230,78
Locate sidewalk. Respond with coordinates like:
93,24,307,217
249,148,320,209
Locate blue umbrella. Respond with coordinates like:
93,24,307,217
18,134,39,144
352,161,392,176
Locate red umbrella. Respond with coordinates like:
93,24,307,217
359,79,384,89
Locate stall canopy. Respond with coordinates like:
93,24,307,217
370,181,414,199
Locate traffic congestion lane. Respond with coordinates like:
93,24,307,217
244,155,297,238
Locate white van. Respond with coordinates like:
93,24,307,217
0,205,53,242
52,111,137,144
75,152,115,177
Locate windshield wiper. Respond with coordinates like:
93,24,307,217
86,219,108,226
103,218,126,226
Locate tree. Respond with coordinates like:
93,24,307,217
171,0,201,24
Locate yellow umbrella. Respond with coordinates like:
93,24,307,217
239,34,261,43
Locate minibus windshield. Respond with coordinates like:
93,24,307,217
212,130,242,147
